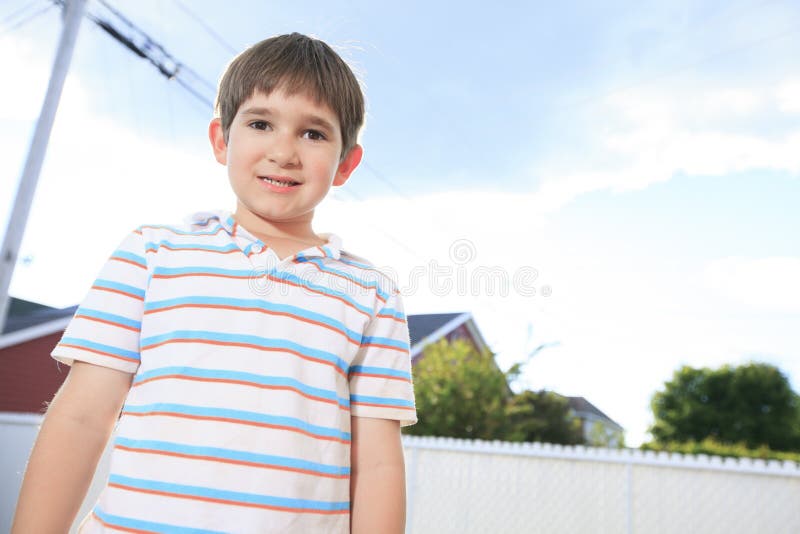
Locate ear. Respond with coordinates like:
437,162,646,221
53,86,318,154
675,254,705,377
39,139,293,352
208,118,228,165
333,144,363,186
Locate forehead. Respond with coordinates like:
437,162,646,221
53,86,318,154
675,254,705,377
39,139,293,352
239,88,339,121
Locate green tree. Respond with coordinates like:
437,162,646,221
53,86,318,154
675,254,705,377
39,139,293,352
649,362,800,451
504,390,585,445
404,338,510,439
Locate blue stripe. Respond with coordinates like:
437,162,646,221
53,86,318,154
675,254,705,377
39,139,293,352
140,331,349,374
350,365,411,380
153,266,253,277
114,436,350,476
305,258,390,300
362,336,409,351
60,337,139,361
377,306,405,321
109,474,350,512
144,296,363,344
133,366,350,408
264,270,373,315
93,506,225,534
75,308,141,330
242,242,263,256
145,240,239,253
122,403,351,441
350,394,415,408
111,250,146,267
93,279,145,299
151,267,373,315
337,256,374,270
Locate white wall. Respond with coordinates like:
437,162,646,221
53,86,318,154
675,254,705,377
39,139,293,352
0,412,111,534
0,413,42,534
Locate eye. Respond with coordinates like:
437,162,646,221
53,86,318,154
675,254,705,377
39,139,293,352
303,129,326,141
248,120,270,131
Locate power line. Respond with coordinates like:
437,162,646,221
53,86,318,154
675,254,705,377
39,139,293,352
47,0,217,108
0,0,39,26
0,0,53,36
171,0,238,55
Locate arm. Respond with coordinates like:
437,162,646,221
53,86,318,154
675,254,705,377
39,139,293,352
12,361,132,533
350,416,406,534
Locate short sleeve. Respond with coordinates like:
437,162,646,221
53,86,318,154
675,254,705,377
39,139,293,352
51,230,148,374
349,290,417,426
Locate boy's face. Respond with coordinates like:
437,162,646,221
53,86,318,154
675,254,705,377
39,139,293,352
209,89,362,230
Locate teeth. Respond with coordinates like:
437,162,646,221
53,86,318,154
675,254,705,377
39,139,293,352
261,177,296,187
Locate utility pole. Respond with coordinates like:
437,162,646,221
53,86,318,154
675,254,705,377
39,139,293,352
0,0,87,333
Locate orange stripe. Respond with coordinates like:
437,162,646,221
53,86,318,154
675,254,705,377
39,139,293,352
141,339,348,378
360,341,408,353
123,411,350,444
143,304,360,347
108,483,349,515
303,260,388,302
149,272,371,318
145,244,240,254
376,312,406,323
91,511,151,533
59,343,138,363
349,372,411,383
132,374,349,410
111,257,147,269
260,273,372,318
114,444,350,479
75,314,140,332
93,286,144,301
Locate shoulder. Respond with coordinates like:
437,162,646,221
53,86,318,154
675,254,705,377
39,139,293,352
132,211,229,245
136,212,224,238
334,248,403,305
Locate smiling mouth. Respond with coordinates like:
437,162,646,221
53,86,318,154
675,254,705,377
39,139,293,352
259,176,300,187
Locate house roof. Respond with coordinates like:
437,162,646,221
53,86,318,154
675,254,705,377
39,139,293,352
407,312,464,347
0,297,76,350
407,312,492,359
2,297,77,335
567,396,623,431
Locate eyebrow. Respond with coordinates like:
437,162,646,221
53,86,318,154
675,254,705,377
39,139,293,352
240,107,336,134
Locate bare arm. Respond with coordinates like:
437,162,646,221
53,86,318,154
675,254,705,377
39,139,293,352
350,417,406,534
12,361,132,533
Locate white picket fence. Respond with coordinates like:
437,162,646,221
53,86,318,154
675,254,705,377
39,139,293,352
403,435,800,534
3,414,799,533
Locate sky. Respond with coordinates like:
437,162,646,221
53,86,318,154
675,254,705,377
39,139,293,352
1,0,799,446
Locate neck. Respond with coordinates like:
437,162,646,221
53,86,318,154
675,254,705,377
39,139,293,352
232,207,323,245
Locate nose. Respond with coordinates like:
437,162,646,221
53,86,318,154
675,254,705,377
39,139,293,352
266,132,300,168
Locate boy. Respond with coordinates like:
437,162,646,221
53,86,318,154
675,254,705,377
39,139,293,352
13,33,416,533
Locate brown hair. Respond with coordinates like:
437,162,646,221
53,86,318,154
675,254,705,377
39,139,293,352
215,33,365,158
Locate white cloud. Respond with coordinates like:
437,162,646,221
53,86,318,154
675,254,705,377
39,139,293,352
0,35,53,122
532,83,800,212
776,79,800,113
704,257,800,313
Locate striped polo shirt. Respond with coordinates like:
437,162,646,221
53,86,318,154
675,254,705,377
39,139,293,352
52,211,417,533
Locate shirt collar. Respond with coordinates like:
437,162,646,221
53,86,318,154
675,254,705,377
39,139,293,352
187,210,343,260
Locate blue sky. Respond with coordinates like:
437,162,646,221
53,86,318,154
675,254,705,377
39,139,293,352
2,0,799,446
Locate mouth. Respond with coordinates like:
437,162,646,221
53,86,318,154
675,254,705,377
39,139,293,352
259,176,301,187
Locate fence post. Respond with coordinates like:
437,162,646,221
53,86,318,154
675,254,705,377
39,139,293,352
626,460,633,534
406,443,418,534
